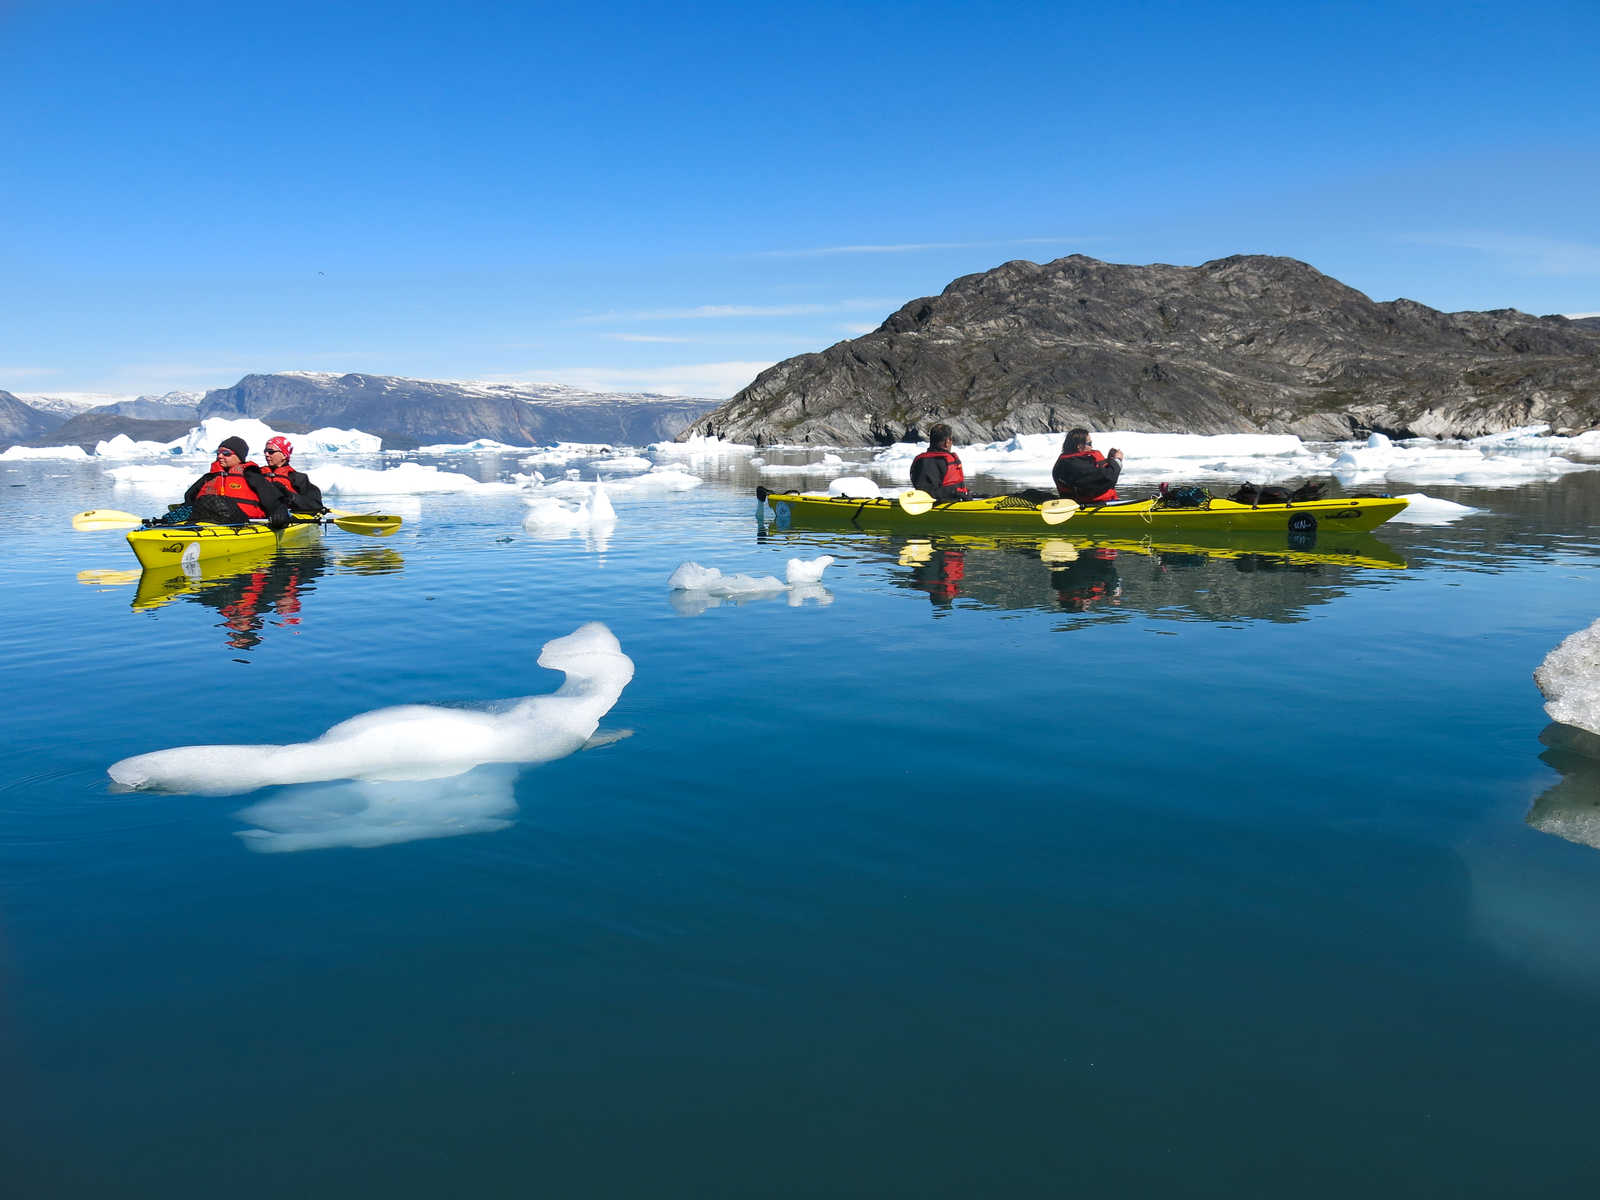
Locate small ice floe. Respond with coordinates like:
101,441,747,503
593,454,653,475
1333,432,1595,488
667,556,835,615
1535,617,1600,739
95,434,182,459
827,476,883,498
519,444,607,469
1389,493,1479,524
106,622,635,796
596,466,701,494
0,444,91,460
415,438,528,453
107,463,193,495
318,461,518,497
650,434,757,459
522,484,616,533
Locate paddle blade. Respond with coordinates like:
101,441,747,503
72,509,142,531
1039,499,1079,526
330,513,402,536
898,489,935,516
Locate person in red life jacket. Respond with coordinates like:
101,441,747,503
908,423,970,501
1052,427,1123,503
183,435,292,527
261,436,325,514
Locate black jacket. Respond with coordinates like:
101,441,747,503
1053,451,1122,503
266,466,324,513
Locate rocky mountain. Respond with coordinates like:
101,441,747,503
200,373,717,448
0,390,63,444
683,254,1600,444
8,373,721,450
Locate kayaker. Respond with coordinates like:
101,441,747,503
1053,428,1123,503
261,436,325,514
183,436,293,527
909,423,971,501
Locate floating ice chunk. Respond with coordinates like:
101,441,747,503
317,461,517,496
519,443,615,469
651,434,756,458
522,484,616,532
1332,431,1597,487
828,476,882,498
786,555,834,584
107,464,192,493
416,438,528,453
669,559,835,613
1389,493,1479,524
667,562,786,596
1,444,91,460
602,467,701,494
1535,618,1600,738
594,454,652,474
107,623,635,794
95,434,179,459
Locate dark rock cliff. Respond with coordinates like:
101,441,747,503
684,254,1600,443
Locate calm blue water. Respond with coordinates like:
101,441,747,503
3,457,1599,1196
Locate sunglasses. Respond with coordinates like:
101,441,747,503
216,449,238,459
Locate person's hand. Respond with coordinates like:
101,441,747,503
1109,448,1124,461
267,507,291,530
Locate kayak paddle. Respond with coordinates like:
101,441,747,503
1039,498,1079,526
324,507,403,535
897,489,936,515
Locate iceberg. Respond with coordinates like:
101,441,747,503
107,623,634,794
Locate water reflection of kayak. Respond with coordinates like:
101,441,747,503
844,529,1406,571
760,488,1408,535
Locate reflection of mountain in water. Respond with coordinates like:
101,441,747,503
1525,724,1600,850
773,528,1404,623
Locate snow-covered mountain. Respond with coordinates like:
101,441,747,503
11,373,721,449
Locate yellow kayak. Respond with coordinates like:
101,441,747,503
760,489,1408,535
125,517,318,569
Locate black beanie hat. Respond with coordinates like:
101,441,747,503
216,435,249,461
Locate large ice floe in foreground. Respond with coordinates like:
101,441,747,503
107,623,634,796
1534,617,1600,739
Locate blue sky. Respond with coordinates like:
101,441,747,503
3,0,1597,399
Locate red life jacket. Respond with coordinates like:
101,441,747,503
1054,449,1118,502
911,449,966,493
263,464,299,495
196,464,270,518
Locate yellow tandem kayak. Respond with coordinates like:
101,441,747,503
125,517,319,569
759,489,1408,535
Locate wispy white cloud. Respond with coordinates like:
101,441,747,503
606,333,694,344
756,237,1087,258
0,365,60,380
575,298,893,323
1405,233,1600,276
840,322,880,335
